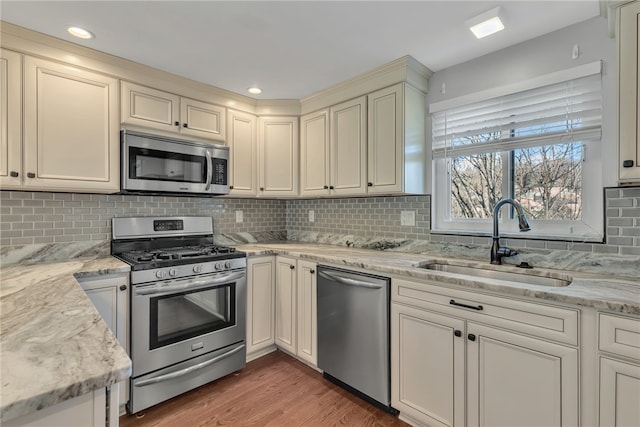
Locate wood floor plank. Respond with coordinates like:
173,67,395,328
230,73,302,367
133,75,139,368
120,350,408,427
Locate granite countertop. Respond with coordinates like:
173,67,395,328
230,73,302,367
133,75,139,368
235,243,640,315
0,257,132,423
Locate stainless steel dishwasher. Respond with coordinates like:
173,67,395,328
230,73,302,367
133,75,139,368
317,265,396,413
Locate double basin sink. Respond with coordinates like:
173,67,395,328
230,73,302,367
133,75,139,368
416,261,572,287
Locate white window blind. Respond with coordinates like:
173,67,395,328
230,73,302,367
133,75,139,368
431,61,602,159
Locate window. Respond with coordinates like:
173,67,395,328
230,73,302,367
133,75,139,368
430,62,603,241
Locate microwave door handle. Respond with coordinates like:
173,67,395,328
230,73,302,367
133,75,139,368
205,150,213,191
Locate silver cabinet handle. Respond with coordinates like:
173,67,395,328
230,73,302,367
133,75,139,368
135,271,245,296
204,149,213,191
318,271,383,289
134,343,245,387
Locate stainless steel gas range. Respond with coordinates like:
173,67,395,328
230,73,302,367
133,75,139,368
111,216,246,414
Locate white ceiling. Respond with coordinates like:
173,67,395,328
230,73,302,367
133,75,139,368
0,1,602,100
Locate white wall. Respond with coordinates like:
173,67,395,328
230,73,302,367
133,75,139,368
426,16,617,187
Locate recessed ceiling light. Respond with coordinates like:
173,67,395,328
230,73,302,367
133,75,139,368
247,87,262,95
67,26,94,40
465,7,505,39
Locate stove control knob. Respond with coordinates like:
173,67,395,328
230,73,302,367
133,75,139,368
156,270,167,279
193,265,203,273
215,262,224,270
169,268,177,277
225,261,232,269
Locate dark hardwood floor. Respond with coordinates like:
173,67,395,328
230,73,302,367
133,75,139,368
120,350,408,427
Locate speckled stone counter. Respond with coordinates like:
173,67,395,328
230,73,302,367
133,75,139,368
235,243,640,315
0,257,132,422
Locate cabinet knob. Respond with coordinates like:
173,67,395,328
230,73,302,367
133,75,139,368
310,269,315,274
329,186,334,190
289,264,295,270
323,185,329,190
467,334,476,342
119,284,127,291
9,171,18,177
367,182,373,187
174,121,180,126
260,187,264,191
183,123,188,128
27,172,36,178
454,330,462,337
622,160,634,168
229,185,234,190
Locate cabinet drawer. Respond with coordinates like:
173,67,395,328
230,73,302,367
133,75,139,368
392,278,579,346
599,313,640,361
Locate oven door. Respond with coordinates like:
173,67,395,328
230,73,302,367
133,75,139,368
131,269,246,377
122,130,229,195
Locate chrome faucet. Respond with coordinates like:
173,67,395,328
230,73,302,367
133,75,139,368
491,198,531,265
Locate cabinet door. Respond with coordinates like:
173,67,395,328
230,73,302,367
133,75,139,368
121,81,180,133
391,303,465,427
330,96,367,195
367,84,403,194
180,97,225,141
275,256,297,354
600,357,640,427
466,322,578,427
227,109,257,196
296,260,317,366
23,56,119,192
300,110,330,196
258,116,299,197
0,49,21,189
246,256,276,360
618,1,640,183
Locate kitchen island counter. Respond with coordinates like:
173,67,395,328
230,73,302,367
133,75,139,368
235,242,640,315
0,257,132,423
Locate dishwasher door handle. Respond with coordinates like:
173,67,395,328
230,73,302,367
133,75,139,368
318,270,384,289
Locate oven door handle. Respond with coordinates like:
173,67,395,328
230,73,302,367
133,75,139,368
204,149,213,191
135,271,246,296
134,343,245,387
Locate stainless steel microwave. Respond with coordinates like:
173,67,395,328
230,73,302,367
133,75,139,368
121,130,229,196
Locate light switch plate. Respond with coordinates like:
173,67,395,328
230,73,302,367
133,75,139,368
401,210,416,226
309,210,315,222
235,210,243,223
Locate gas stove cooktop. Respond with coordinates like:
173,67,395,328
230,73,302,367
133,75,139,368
116,244,246,271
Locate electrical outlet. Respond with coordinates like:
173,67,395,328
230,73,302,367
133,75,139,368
235,210,243,223
309,210,315,222
400,210,416,227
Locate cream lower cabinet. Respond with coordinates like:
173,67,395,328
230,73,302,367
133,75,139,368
258,117,299,197
121,81,226,142
274,256,317,366
618,1,640,184
12,56,119,193
391,278,579,427
598,313,640,427
246,256,276,361
227,109,258,197
78,274,129,416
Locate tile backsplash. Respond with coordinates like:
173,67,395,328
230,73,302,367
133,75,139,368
1,186,639,262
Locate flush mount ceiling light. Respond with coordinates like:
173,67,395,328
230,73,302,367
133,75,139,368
465,7,505,39
67,26,94,40
247,87,262,95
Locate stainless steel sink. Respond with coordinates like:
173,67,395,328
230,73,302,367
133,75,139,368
417,262,572,287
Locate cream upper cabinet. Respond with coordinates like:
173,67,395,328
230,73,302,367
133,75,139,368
367,83,426,195
275,256,297,354
0,49,21,189
121,81,226,142
21,56,119,193
296,259,317,366
227,109,258,197
598,313,640,427
246,256,276,361
391,278,579,427
618,1,640,184
258,116,299,197
300,109,330,196
331,96,367,195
